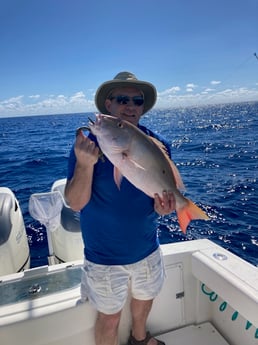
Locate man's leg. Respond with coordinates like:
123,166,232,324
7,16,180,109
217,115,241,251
128,249,165,345
95,310,122,345
130,298,159,345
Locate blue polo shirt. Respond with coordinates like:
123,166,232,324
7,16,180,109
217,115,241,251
67,125,171,265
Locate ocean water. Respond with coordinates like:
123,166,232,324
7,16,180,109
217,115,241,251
0,101,257,267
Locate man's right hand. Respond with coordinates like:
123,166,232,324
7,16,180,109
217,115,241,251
75,130,99,167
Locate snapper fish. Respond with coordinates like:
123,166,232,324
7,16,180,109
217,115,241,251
87,114,209,233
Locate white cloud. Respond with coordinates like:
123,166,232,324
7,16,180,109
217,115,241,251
1,95,24,105
0,92,96,117
158,86,180,97
201,88,215,94
210,80,221,85
0,96,24,112
29,94,40,99
70,91,87,103
186,83,198,88
155,86,258,108
1,84,258,117
186,83,197,92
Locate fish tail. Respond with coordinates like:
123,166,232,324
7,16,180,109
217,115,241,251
176,197,209,234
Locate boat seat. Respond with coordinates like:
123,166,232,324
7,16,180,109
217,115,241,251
0,193,13,245
52,181,81,233
60,205,81,233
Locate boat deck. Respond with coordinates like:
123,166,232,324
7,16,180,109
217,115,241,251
153,322,230,345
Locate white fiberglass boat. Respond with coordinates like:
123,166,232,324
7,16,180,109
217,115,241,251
0,181,257,345
0,239,257,345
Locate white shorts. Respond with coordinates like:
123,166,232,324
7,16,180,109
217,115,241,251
81,248,165,314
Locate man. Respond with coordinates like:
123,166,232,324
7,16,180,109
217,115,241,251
65,72,175,345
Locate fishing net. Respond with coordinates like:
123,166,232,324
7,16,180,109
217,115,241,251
29,191,64,232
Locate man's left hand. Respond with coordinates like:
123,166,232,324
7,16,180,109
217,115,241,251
154,191,176,215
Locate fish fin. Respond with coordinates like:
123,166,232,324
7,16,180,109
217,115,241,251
176,198,209,233
128,158,146,170
122,151,146,170
113,167,123,189
149,137,170,157
169,160,185,191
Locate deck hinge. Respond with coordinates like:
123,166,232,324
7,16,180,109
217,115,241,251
176,291,184,299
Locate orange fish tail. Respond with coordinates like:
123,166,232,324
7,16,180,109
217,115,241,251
176,198,209,234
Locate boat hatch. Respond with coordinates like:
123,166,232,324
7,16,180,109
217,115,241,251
0,264,81,306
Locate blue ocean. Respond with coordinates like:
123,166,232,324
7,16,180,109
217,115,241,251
0,101,257,268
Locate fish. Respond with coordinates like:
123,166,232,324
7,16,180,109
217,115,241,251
88,114,209,233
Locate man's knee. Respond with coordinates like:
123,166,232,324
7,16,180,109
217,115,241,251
97,311,122,330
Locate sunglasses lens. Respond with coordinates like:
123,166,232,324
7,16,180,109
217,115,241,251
133,97,144,106
116,95,130,104
113,95,144,106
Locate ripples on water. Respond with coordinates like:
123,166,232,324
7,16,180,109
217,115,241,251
142,102,257,265
0,102,257,267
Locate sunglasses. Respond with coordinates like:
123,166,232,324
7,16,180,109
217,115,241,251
109,95,144,106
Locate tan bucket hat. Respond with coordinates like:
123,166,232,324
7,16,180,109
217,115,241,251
95,71,157,114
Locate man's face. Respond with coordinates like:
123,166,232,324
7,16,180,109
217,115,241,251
104,87,144,126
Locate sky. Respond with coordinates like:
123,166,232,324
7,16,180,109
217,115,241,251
0,0,257,117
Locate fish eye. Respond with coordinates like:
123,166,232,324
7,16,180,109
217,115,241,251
117,121,123,128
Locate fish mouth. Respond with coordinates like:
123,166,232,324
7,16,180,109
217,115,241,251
89,114,103,128
88,116,96,129
86,114,106,134
88,117,95,125
76,114,117,136
88,114,123,131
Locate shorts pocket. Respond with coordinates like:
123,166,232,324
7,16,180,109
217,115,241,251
84,262,111,296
